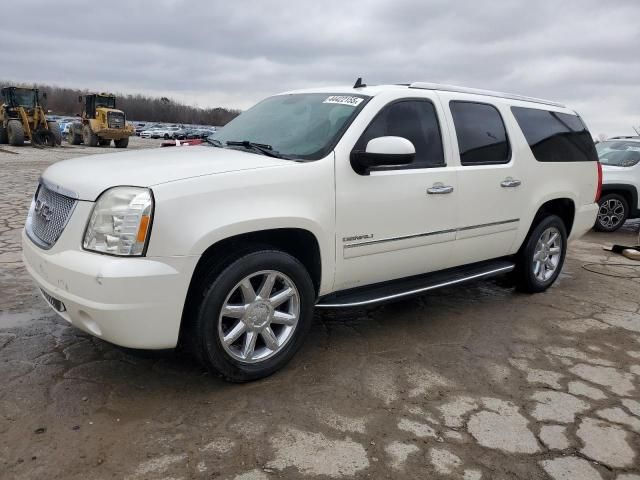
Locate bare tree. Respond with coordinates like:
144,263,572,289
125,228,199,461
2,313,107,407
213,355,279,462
1,80,240,126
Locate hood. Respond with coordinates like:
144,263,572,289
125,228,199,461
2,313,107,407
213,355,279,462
42,146,290,200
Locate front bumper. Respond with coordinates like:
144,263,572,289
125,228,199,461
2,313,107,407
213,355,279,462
570,202,598,239
22,228,199,349
94,127,134,140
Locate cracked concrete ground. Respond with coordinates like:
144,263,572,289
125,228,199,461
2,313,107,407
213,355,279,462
1,140,640,479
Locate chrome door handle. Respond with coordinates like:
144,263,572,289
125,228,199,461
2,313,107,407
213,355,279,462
427,183,454,194
501,177,521,188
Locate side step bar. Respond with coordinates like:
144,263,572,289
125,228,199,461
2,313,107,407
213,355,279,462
316,259,515,308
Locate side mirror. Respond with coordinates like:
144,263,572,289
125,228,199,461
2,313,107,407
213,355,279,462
78,95,83,103
350,136,415,175
42,92,47,100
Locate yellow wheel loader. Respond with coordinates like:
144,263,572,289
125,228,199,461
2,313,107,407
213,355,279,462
68,93,134,148
0,87,61,147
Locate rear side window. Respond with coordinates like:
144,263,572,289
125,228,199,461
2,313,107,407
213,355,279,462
450,101,510,165
511,107,597,162
354,99,445,169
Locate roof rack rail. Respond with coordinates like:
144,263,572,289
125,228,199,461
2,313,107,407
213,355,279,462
409,82,565,108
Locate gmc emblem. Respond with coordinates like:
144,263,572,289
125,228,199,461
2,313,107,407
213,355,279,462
34,199,53,222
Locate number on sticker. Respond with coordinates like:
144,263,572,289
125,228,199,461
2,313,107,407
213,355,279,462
323,96,363,107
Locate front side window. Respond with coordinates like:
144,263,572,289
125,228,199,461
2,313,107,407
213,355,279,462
511,106,597,162
353,99,445,169
212,93,369,160
450,101,510,165
596,141,640,167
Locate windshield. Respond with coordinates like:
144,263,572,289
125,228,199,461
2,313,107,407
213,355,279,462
211,93,369,159
597,141,640,167
95,95,116,108
12,89,37,108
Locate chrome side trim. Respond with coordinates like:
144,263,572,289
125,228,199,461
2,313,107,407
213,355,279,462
409,82,565,108
316,264,515,308
457,218,519,232
344,228,456,249
344,219,519,249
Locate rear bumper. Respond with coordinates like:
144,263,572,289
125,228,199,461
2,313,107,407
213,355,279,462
570,202,598,239
22,229,199,349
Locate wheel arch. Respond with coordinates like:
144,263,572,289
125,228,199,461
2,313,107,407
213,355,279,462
517,197,575,253
601,184,639,217
178,227,323,345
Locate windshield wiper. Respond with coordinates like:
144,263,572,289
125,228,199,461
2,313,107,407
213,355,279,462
225,140,288,159
205,137,224,147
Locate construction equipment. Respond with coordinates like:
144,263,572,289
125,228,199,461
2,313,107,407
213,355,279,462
0,86,61,147
68,93,134,148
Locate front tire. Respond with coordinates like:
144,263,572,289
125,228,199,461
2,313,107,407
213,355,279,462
7,120,24,146
595,194,628,232
515,215,567,293
114,137,129,148
191,249,315,382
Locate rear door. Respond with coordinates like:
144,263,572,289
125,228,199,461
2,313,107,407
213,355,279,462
438,95,527,266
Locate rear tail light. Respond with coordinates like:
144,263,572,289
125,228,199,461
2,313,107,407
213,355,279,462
595,162,603,202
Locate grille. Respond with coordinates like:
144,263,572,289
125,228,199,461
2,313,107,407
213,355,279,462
41,289,66,312
107,111,125,129
28,184,77,249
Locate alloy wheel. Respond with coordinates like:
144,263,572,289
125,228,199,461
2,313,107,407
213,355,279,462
218,270,300,363
532,227,562,282
597,198,625,230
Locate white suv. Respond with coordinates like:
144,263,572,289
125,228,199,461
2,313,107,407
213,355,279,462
594,137,640,231
22,82,600,382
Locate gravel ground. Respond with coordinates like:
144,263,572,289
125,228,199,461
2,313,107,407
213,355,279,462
1,138,639,480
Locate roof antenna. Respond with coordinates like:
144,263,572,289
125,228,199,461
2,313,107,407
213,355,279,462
353,77,366,88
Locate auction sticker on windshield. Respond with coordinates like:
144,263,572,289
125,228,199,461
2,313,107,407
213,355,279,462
323,96,364,107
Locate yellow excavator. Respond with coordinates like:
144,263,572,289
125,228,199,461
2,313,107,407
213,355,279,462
0,86,61,147
68,93,134,148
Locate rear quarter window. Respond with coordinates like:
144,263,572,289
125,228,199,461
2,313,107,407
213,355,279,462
511,107,597,162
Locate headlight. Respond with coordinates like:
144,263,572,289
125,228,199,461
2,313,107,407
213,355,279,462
83,187,153,256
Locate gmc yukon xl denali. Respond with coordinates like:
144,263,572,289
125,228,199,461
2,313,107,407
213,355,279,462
22,82,600,382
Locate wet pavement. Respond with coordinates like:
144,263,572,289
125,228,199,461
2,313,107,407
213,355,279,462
1,139,640,479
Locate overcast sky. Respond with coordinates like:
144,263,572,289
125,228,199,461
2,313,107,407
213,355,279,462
2,0,638,135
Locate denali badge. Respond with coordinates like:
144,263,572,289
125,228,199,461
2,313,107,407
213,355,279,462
342,234,373,242
34,199,53,222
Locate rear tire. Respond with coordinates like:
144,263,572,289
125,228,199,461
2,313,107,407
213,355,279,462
47,121,62,145
0,125,7,144
83,125,99,147
114,137,129,148
594,193,628,232
190,249,315,382
67,124,82,145
515,215,567,293
7,120,24,146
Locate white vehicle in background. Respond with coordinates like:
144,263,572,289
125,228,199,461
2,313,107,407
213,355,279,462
594,138,640,231
139,128,160,139
22,81,599,382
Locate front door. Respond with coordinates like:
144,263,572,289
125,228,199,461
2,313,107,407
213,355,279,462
333,93,459,291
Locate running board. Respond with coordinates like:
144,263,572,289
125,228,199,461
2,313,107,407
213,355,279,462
316,259,515,308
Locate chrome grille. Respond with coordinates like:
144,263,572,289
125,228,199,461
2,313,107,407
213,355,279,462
27,184,77,249
107,111,125,129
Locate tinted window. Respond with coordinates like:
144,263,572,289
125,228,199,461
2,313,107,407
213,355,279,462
450,101,510,165
511,107,597,162
353,99,445,169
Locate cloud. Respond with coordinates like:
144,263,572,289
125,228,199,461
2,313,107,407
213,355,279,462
2,0,638,135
